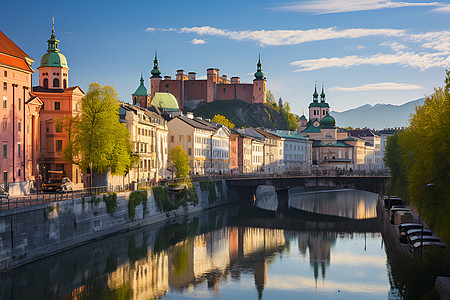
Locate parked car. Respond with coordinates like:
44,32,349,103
390,207,409,224
398,223,423,243
0,187,8,199
42,177,73,192
412,241,446,253
409,235,441,249
406,228,433,238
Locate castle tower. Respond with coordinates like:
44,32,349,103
38,17,70,90
319,84,330,119
150,51,162,98
252,55,266,104
206,68,219,103
132,74,150,108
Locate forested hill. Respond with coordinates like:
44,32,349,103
192,100,289,129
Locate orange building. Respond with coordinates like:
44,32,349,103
0,30,42,191
33,20,84,184
150,53,266,109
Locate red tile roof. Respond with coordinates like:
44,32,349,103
0,30,33,72
0,30,30,58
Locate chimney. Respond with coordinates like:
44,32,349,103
188,72,196,80
164,76,172,80
176,69,185,80
231,77,240,83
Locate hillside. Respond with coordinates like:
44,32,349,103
332,98,425,129
192,100,288,129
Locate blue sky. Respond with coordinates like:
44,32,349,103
2,0,450,114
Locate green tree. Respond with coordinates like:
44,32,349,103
170,145,190,178
211,114,235,129
278,97,283,109
385,71,450,245
65,83,132,176
266,90,276,104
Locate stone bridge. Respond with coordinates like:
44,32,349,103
226,176,390,195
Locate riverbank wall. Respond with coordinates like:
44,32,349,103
0,180,230,271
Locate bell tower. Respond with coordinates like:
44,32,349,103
38,17,70,90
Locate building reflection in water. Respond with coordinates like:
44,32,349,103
98,226,286,300
289,189,378,219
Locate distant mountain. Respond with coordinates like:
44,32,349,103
331,98,425,130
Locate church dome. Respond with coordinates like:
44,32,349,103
151,92,179,111
320,114,336,128
39,51,68,68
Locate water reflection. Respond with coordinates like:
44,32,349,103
289,189,378,219
0,191,398,299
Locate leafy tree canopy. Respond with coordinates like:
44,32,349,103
385,71,450,245
212,114,235,129
65,83,132,175
170,145,190,178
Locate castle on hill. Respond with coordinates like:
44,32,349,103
132,53,267,110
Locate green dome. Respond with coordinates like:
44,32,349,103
320,114,336,128
39,51,68,68
151,92,179,111
309,102,330,108
254,55,265,80
39,19,69,69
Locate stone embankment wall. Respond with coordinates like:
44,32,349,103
0,180,229,271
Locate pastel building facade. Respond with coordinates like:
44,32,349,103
149,54,266,109
33,22,85,184
0,30,42,190
272,130,312,171
119,102,169,182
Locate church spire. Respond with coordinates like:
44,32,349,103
254,54,265,80
47,16,60,52
151,50,162,78
313,83,319,102
320,83,326,102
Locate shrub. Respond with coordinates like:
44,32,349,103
128,190,148,221
103,193,118,215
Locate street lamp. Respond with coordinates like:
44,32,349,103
419,183,434,261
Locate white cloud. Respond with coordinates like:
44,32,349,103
274,0,445,14
431,3,450,12
190,38,207,44
156,26,405,46
345,45,366,50
290,51,450,71
330,82,424,92
381,41,409,51
145,27,156,32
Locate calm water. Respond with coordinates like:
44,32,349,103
0,190,401,299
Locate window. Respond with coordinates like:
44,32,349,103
171,135,174,142
3,71,7,77
43,78,48,88
3,144,7,158
55,124,62,133
2,120,6,131
18,98,21,110
63,79,67,89
73,102,78,111
188,135,192,142
17,144,21,157
223,88,226,93
165,84,169,88
56,140,63,152
18,122,21,132
54,102,60,110
179,135,183,142
3,83,6,91
2,96,6,109
17,168,20,177
188,148,192,155
53,78,60,88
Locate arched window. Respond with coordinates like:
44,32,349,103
53,78,60,88
63,79,67,89
43,78,48,89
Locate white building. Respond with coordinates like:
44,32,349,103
119,103,169,182
271,130,312,172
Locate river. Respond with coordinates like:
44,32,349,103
0,189,402,299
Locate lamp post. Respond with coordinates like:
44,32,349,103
89,162,93,195
419,183,434,261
